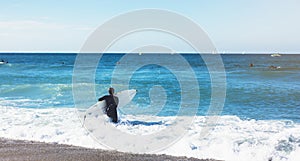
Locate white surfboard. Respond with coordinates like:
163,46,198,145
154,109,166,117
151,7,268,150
83,89,136,125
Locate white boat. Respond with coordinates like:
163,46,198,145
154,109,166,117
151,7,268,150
271,53,281,57
0,60,8,65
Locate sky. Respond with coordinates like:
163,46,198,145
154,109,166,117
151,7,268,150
0,0,299,53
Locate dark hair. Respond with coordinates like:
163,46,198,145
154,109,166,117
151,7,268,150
109,88,114,95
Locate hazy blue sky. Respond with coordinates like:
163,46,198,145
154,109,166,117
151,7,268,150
0,0,299,53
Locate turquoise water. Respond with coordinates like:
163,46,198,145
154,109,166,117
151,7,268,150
0,53,299,122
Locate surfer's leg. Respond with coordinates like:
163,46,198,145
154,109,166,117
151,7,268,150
111,108,118,123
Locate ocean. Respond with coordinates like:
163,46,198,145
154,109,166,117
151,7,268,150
0,53,299,161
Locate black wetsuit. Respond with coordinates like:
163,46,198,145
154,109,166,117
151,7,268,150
98,95,119,123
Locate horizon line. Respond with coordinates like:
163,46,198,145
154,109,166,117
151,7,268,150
0,51,299,54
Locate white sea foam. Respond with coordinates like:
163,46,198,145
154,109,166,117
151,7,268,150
0,107,102,149
0,106,299,161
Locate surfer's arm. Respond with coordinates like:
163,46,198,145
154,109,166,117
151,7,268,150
98,96,105,101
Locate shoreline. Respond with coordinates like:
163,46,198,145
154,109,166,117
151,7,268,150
0,138,220,161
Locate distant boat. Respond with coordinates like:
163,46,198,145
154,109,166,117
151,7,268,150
271,53,281,57
0,60,8,65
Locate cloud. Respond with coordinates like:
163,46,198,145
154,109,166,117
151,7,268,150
74,26,95,31
0,20,68,30
0,20,93,52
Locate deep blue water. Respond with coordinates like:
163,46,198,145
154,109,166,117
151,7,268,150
0,53,299,122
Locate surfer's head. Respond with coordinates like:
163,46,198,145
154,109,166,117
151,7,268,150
108,87,114,95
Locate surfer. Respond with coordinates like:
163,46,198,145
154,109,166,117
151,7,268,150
269,65,280,70
98,87,119,123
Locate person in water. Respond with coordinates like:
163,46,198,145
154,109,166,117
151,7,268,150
98,88,119,123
